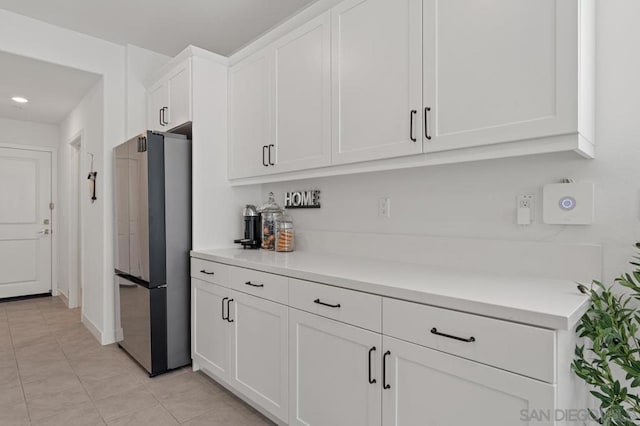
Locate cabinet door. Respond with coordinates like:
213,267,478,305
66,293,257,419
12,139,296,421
147,81,168,132
191,279,231,382
228,291,289,422
228,50,272,179
382,336,555,426
289,308,382,426
271,12,331,174
331,0,422,165
423,0,577,152
166,59,192,130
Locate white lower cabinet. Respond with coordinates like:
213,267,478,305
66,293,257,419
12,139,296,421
228,290,289,422
191,279,231,381
381,336,555,426
192,260,570,426
289,308,382,426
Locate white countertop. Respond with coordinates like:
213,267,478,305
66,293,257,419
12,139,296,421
190,248,590,330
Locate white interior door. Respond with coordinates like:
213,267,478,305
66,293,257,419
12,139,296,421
0,147,52,299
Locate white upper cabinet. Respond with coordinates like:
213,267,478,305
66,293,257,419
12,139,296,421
423,0,585,152
147,81,168,132
271,12,332,173
331,0,423,165
147,59,192,132
228,49,272,179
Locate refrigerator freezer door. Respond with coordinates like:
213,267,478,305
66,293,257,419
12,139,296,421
118,275,167,375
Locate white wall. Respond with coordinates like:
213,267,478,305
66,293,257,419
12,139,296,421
58,82,103,331
263,0,640,285
0,9,125,343
0,118,59,148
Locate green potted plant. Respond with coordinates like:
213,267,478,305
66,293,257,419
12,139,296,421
572,243,640,425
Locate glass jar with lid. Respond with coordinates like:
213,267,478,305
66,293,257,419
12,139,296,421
259,192,284,250
275,211,294,252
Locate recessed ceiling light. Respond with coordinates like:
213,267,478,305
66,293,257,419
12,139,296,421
11,96,29,104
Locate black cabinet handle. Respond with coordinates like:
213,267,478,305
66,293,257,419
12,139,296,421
245,281,264,288
368,346,377,384
430,327,476,343
262,145,268,167
268,144,275,166
161,107,169,125
383,350,391,389
226,299,234,322
221,297,228,321
200,270,215,275
424,107,432,140
409,110,417,142
313,298,341,308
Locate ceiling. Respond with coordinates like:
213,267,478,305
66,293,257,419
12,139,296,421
0,0,319,57
0,51,101,123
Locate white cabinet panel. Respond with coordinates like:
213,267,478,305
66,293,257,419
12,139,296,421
228,50,272,179
191,279,231,382
382,336,555,426
289,308,381,426
331,0,423,164
271,12,332,174
147,81,168,132
423,0,578,152
167,60,192,130
229,291,288,422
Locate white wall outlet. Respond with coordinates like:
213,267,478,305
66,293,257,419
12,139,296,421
517,194,534,225
543,182,595,225
378,197,391,218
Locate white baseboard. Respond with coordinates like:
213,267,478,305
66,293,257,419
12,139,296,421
58,291,69,307
81,314,103,343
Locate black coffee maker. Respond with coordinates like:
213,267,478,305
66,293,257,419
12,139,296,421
234,204,261,249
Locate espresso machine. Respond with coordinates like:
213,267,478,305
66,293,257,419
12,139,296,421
234,205,261,249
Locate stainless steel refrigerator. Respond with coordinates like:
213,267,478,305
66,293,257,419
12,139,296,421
114,131,191,376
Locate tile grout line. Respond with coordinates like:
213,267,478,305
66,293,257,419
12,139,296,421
7,306,33,425
49,303,109,425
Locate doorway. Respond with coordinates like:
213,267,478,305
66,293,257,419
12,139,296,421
68,137,83,308
0,146,53,299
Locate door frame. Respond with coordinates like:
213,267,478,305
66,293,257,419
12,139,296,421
0,143,58,298
68,132,84,308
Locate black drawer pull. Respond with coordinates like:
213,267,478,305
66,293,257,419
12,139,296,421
245,281,264,288
221,297,228,321
383,350,391,389
314,299,341,308
430,327,476,343
424,107,432,140
200,270,215,275
226,299,234,323
368,346,377,384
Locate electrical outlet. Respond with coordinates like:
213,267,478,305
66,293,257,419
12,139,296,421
378,197,391,218
517,194,534,225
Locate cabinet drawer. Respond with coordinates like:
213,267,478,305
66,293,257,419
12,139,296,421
289,279,381,333
191,258,229,285
228,267,288,305
383,298,556,383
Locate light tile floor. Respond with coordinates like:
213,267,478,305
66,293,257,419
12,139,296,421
0,296,274,426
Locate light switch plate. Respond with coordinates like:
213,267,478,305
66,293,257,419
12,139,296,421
543,182,594,225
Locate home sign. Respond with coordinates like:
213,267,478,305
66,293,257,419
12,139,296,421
284,190,321,209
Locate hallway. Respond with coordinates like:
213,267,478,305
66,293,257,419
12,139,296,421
0,296,273,425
